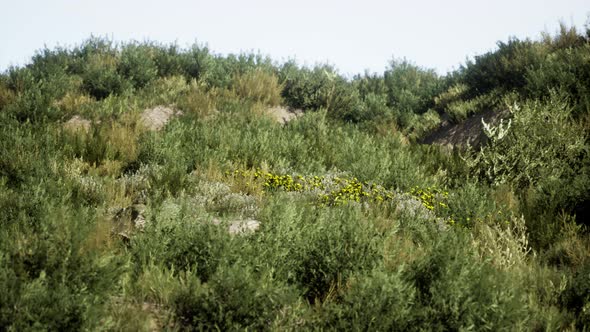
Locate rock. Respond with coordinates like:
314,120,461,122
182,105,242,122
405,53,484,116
140,106,182,131
212,218,261,235
228,219,260,234
110,204,148,241
64,115,91,133
116,232,131,244
266,106,303,125
131,204,147,229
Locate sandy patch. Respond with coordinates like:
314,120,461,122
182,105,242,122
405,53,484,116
140,106,182,131
212,218,261,235
64,115,92,133
266,106,303,125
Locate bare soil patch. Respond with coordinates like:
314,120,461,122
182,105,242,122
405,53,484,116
64,115,92,133
140,106,182,131
265,106,303,125
420,109,510,147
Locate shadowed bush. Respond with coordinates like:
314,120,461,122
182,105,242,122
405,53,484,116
0,205,128,331
173,266,299,331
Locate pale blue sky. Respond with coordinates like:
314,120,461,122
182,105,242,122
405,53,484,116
1,0,588,75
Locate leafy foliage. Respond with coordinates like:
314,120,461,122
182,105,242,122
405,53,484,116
0,28,589,329
466,94,588,212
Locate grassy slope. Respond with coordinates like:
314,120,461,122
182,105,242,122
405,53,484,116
0,28,589,330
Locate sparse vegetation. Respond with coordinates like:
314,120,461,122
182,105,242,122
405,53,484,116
0,24,589,330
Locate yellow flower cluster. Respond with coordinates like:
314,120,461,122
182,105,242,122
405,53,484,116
410,186,449,210
227,169,396,206
259,173,326,192
410,186,454,224
320,177,394,206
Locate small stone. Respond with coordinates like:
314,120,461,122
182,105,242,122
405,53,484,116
266,106,303,125
228,219,260,235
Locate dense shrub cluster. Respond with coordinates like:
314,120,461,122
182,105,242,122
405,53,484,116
1,24,589,329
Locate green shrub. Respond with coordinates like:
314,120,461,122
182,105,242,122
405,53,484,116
383,59,443,115
327,86,363,123
1,271,87,331
0,120,59,188
176,80,218,118
350,60,444,129
462,38,546,96
119,43,159,89
153,44,186,77
542,221,590,270
173,266,298,331
471,215,531,270
180,44,212,82
319,269,415,331
72,37,117,63
541,22,587,51
406,109,441,140
81,53,130,99
0,78,15,110
466,93,588,201
4,66,84,121
62,116,141,171
434,83,469,111
130,197,231,281
232,68,283,106
439,88,504,123
255,195,380,302
205,52,274,89
1,32,589,329
357,92,394,123
525,43,590,117
353,71,388,99
138,75,190,106
445,182,507,227
0,205,127,330
52,90,94,116
403,232,532,330
465,93,590,247
27,46,73,80
280,64,360,120
560,261,590,329
446,98,478,122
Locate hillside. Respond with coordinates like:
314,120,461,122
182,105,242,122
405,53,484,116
0,25,589,330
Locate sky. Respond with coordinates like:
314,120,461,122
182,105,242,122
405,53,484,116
1,0,588,76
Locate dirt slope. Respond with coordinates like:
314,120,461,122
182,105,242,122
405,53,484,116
420,109,509,147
